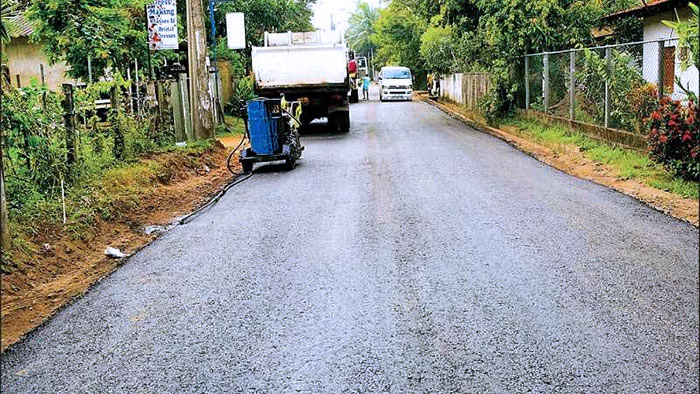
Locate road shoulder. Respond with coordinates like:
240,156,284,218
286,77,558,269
420,95,699,227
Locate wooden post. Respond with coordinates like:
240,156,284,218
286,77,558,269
524,56,530,110
15,74,20,88
62,83,76,166
0,120,10,258
569,51,575,121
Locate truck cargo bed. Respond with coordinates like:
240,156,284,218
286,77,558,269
252,45,349,91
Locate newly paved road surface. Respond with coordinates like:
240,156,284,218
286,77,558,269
2,97,698,392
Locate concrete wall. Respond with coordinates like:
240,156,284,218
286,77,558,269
520,110,648,152
440,72,491,110
642,7,699,100
4,37,76,91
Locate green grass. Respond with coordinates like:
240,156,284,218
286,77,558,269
501,117,699,200
8,139,218,245
217,116,246,138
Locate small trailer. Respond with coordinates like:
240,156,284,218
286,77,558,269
251,30,351,132
239,98,303,173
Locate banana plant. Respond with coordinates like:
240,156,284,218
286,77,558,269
662,2,699,70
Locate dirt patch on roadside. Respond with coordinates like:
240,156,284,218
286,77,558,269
1,141,240,351
423,95,699,226
218,134,244,149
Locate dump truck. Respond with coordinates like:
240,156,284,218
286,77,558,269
251,30,350,132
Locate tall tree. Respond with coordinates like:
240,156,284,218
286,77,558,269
372,1,427,85
346,2,379,56
27,0,149,81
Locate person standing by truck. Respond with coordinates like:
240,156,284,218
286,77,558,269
362,75,370,101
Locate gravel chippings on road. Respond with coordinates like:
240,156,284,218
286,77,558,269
2,100,698,393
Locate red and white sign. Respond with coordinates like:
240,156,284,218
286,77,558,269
147,0,178,50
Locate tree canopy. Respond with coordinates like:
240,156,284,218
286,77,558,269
20,0,315,81
345,2,379,56
370,0,644,112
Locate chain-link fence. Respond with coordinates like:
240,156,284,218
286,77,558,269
520,38,699,134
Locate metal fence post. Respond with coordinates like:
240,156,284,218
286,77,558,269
569,51,575,120
604,47,611,128
524,56,530,110
657,41,665,101
135,58,141,118
62,83,76,166
178,72,194,141
110,86,124,160
87,56,93,84
40,64,47,112
543,53,550,113
126,65,134,114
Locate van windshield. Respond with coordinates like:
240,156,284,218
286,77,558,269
383,69,411,79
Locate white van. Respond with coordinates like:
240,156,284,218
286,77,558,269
378,66,413,101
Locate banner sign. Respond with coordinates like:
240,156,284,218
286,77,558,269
146,0,178,50
226,13,246,49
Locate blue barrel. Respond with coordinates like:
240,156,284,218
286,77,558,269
247,98,282,155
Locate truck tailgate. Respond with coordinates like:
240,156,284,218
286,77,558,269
252,45,348,89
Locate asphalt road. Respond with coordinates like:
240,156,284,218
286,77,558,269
2,97,699,393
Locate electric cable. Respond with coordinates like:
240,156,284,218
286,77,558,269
177,112,254,225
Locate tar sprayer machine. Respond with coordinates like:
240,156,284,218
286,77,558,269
235,30,351,173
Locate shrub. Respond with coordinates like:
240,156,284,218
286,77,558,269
647,97,699,180
629,83,660,133
226,75,256,117
576,48,650,132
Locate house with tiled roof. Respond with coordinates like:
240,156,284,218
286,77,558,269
604,0,699,100
2,13,76,90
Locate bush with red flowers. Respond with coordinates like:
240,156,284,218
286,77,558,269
647,97,700,181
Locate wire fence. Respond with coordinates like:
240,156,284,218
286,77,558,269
519,38,699,134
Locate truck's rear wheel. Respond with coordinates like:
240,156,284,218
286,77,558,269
330,111,350,133
350,89,359,103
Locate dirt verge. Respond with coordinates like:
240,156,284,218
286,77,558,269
421,95,699,227
1,139,242,351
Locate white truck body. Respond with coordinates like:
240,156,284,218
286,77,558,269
250,30,351,132
252,31,348,91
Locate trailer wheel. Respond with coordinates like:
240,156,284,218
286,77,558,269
284,158,296,170
242,161,253,173
330,111,350,133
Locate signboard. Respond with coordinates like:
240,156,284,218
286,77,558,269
226,13,246,49
146,0,179,50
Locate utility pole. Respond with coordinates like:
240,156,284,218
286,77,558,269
186,0,215,139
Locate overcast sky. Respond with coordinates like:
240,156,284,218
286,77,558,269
312,0,384,32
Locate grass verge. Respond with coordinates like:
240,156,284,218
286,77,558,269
500,116,699,201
